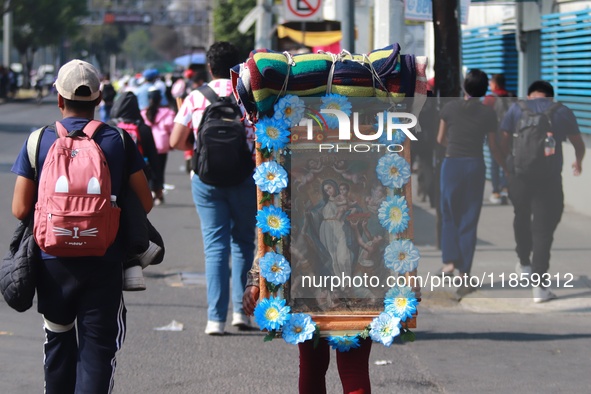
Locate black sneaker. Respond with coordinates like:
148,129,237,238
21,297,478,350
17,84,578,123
455,283,477,301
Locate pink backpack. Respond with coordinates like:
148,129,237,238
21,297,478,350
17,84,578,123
33,120,121,257
116,121,143,155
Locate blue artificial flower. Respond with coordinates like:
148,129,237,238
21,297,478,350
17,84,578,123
384,285,419,322
253,161,289,194
255,116,291,151
260,252,291,286
378,196,410,234
281,313,316,345
253,296,291,331
256,205,291,238
320,93,352,129
376,154,411,189
274,95,306,127
384,239,420,274
374,111,407,145
327,335,361,352
369,312,401,347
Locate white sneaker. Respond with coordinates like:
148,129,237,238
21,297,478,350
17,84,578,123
515,262,532,275
533,286,557,303
123,266,146,291
204,321,225,335
489,193,502,205
231,312,252,330
137,241,164,268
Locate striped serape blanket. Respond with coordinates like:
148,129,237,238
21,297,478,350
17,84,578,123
231,44,428,120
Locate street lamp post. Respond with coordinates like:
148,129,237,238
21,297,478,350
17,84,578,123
3,3,13,67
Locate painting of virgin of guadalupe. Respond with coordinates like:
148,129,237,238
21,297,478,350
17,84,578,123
287,149,391,314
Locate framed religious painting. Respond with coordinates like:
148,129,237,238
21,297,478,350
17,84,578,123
231,45,429,349
252,96,421,348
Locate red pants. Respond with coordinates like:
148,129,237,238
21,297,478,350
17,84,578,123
298,338,372,394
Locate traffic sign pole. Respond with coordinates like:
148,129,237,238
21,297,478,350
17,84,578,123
284,0,323,22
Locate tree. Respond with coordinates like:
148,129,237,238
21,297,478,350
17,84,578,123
11,0,87,86
212,0,256,60
150,25,183,61
69,25,127,73
121,28,160,71
1,0,11,16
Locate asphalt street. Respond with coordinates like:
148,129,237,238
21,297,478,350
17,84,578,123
0,96,590,393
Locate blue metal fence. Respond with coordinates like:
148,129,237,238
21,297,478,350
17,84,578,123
462,24,518,180
462,24,518,93
542,8,591,134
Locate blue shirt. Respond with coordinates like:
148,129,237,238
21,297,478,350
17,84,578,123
135,81,168,110
11,117,146,261
500,98,580,175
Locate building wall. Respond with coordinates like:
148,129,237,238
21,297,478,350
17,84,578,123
562,135,591,215
467,0,591,216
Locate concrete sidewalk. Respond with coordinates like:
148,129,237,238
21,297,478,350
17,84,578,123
412,176,591,315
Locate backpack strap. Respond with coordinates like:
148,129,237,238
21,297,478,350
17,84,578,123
82,120,105,139
28,121,124,182
197,85,220,104
26,126,48,181
517,100,531,115
55,120,105,139
543,102,563,128
544,102,563,117
55,121,69,138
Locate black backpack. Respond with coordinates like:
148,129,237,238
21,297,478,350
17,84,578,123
191,85,254,187
509,100,562,178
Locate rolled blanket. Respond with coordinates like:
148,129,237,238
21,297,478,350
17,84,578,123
232,44,423,118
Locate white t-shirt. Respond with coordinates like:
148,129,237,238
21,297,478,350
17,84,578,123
174,79,255,155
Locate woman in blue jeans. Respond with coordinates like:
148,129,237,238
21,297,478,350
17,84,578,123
191,173,257,334
437,69,505,296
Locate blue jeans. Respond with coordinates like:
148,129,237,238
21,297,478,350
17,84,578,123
99,104,112,123
440,157,486,275
191,174,257,322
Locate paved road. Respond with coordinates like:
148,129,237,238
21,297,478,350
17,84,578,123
1,97,590,393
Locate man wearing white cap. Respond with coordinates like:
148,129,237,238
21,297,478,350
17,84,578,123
10,59,153,393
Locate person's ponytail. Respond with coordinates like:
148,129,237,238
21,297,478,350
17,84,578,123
146,89,162,124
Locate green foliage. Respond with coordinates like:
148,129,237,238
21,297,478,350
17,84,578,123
70,25,126,72
265,281,281,294
212,0,256,60
258,147,272,159
1,0,12,15
400,328,416,342
150,25,182,60
12,0,87,54
121,28,160,70
259,192,273,205
358,325,371,340
263,329,278,342
263,233,280,248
